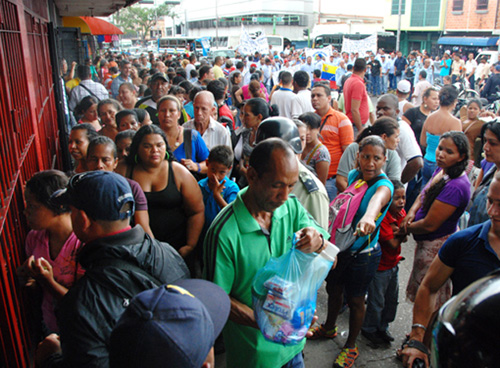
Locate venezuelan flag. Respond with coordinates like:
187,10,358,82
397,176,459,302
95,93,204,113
321,64,338,89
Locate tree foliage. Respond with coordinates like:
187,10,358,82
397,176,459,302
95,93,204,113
115,3,174,40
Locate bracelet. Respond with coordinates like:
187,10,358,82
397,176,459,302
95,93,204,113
196,162,201,173
318,234,325,252
412,323,427,332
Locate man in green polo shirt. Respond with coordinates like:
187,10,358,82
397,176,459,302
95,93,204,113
204,138,331,368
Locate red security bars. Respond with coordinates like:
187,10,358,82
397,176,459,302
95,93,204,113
0,0,61,366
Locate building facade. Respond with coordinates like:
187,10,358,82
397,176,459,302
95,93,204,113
384,0,447,54
180,0,314,42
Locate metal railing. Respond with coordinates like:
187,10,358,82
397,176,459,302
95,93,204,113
0,0,61,366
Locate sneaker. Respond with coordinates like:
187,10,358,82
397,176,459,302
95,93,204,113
307,324,338,340
377,329,395,342
361,329,385,345
333,346,359,368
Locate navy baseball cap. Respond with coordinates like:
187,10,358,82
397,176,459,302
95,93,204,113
109,279,230,368
51,171,134,221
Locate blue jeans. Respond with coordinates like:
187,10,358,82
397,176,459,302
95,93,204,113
389,73,396,90
281,352,304,368
371,74,381,96
422,158,436,188
382,74,388,93
362,265,399,333
325,176,337,202
405,170,422,212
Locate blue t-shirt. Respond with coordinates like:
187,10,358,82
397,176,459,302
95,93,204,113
439,221,500,295
440,59,452,76
173,129,209,163
199,176,239,229
348,169,394,251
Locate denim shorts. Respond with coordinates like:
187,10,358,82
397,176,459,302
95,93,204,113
326,246,382,298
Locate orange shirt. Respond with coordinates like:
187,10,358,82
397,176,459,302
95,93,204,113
317,108,354,178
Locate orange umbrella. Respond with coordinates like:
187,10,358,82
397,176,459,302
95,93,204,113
62,16,123,35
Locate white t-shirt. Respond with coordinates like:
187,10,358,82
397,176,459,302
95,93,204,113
465,59,478,75
184,117,232,150
396,118,422,173
270,88,295,119
291,90,314,119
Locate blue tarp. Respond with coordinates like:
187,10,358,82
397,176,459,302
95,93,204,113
438,36,499,47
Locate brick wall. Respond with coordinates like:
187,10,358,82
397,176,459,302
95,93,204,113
446,0,499,30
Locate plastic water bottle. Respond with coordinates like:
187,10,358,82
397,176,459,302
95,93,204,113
319,242,340,263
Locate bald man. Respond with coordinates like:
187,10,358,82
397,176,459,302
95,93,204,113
183,91,232,150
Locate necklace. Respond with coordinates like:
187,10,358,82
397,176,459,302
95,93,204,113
173,126,181,147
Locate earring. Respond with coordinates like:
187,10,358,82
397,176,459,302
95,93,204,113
165,152,170,161
135,154,139,164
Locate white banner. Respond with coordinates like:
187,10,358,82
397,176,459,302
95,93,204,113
304,46,332,59
237,25,270,55
341,34,377,57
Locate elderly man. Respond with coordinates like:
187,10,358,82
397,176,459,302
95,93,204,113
135,72,170,125
204,138,331,368
184,91,232,150
34,171,189,368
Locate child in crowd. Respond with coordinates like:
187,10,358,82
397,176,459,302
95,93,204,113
115,129,136,161
361,179,407,345
198,145,239,231
116,109,140,132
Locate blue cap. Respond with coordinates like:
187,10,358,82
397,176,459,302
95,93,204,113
51,171,134,221
109,279,230,368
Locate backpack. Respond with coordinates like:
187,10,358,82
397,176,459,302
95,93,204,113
328,173,384,252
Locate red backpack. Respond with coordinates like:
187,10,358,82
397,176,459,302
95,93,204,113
328,174,384,252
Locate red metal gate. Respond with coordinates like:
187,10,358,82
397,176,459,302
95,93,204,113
0,0,60,366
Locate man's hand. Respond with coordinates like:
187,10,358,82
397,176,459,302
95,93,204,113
295,227,323,253
399,346,429,368
180,159,197,172
35,333,62,364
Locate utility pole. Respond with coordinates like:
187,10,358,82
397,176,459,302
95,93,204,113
396,0,402,52
215,0,219,48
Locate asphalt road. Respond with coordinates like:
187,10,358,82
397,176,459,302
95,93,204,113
215,236,417,368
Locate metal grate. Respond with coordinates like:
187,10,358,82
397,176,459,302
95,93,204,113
0,0,61,366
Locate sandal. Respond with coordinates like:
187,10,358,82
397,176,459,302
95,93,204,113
307,324,337,340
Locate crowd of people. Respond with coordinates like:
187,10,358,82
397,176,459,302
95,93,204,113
18,45,500,368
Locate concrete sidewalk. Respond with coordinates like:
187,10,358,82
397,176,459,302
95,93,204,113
215,236,417,367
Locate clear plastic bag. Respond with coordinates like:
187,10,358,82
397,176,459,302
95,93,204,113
252,234,334,345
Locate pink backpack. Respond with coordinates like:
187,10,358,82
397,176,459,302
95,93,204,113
328,175,384,252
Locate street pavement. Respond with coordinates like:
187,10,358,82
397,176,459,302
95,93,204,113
215,235,417,368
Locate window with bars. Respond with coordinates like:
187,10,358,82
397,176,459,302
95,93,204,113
477,0,488,10
452,0,464,11
391,0,406,14
410,0,441,26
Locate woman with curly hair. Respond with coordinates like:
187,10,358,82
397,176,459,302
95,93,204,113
401,131,470,308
